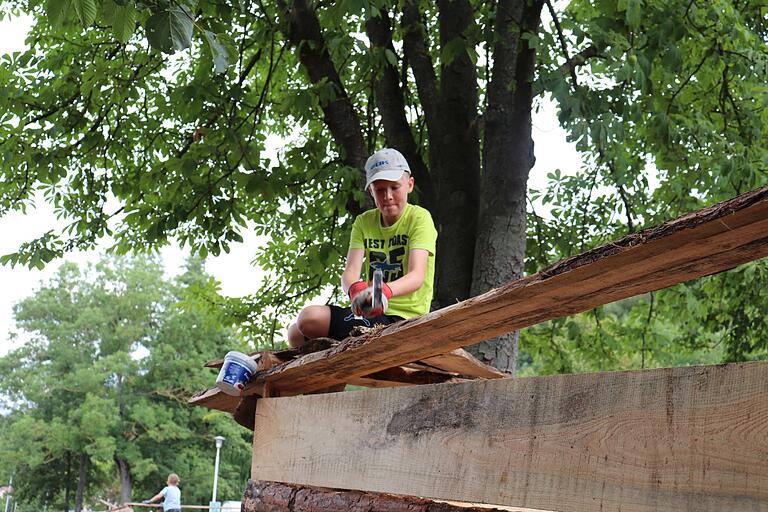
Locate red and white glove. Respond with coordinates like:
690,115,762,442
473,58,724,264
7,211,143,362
348,280,393,318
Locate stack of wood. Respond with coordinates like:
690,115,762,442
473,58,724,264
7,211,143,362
186,186,768,512
190,332,507,428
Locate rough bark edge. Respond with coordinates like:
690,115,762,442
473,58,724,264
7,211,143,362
537,186,768,279
242,479,529,512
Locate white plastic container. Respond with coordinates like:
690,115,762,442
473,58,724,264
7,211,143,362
216,351,258,396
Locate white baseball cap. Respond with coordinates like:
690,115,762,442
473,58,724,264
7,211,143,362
364,148,411,189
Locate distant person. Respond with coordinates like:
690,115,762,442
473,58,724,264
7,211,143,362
143,473,181,512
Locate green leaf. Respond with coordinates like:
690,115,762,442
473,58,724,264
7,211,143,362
145,4,194,53
113,2,138,43
46,0,71,29
203,30,233,74
441,37,465,67
625,0,643,28
72,0,97,27
384,48,397,67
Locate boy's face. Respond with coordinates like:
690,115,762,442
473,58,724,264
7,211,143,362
369,172,414,225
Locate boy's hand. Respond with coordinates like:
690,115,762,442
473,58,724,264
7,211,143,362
348,280,372,317
347,280,368,300
350,282,393,318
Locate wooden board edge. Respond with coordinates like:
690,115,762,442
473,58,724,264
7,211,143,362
242,479,547,512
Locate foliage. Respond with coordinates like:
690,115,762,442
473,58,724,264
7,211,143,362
0,3,765,508
519,259,768,376
0,257,252,510
0,0,765,363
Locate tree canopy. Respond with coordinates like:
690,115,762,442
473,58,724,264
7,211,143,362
0,3,767,507
0,0,766,370
0,257,252,511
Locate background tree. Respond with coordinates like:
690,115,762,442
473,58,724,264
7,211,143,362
0,0,765,372
0,257,252,511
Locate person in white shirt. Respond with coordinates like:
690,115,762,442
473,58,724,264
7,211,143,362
143,473,181,512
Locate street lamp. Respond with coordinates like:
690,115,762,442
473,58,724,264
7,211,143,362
3,472,13,512
211,436,225,508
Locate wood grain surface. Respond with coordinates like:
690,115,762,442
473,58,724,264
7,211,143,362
251,362,768,512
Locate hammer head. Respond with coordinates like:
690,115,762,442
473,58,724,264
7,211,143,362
371,268,383,312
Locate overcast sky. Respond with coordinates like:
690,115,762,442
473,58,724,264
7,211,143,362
0,15,583,355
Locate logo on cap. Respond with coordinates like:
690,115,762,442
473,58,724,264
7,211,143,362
370,160,390,169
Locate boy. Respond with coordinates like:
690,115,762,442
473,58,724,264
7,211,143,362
287,148,437,348
143,473,181,512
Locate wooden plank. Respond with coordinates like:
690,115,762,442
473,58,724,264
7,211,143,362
188,386,242,413
241,479,544,512
251,362,768,512
189,380,290,413
243,187,768,395
421,348,508,378
203,346,501,379
351,367,458,386
349,370,468,388
189,365,463,412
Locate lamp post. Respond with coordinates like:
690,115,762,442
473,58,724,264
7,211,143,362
3,473,12,512
211,436,225,508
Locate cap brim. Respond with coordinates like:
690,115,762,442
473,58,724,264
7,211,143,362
365,169,407,189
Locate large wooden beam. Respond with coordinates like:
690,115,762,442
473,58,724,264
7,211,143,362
251,362,768,512
243,186,768,395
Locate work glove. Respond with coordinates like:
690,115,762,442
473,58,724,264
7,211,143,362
142,500,151,504
347,280,368,301
349,281,393,318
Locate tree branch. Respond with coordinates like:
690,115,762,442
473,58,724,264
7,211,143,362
365,7,435,210
666,49,711,115
277,0,366,173
556,44,601,78
546,0,579,89
401,0,440,141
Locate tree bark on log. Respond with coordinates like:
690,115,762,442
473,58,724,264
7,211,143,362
242,480,519,512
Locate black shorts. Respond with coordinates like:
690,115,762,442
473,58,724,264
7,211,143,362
327,305,404,341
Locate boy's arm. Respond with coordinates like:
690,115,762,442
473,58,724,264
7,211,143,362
341,248,365,295
144,490,164,504
387,249,429,297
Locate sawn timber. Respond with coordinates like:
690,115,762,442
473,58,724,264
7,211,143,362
191,186,768,402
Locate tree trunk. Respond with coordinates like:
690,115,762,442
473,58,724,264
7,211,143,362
366,9,436,213
467,0,544,373
432,0,481,310
75,452,88,512
64,452,72,512
115,457,133,505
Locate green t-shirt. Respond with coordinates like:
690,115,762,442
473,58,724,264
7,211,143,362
349,203,437,319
